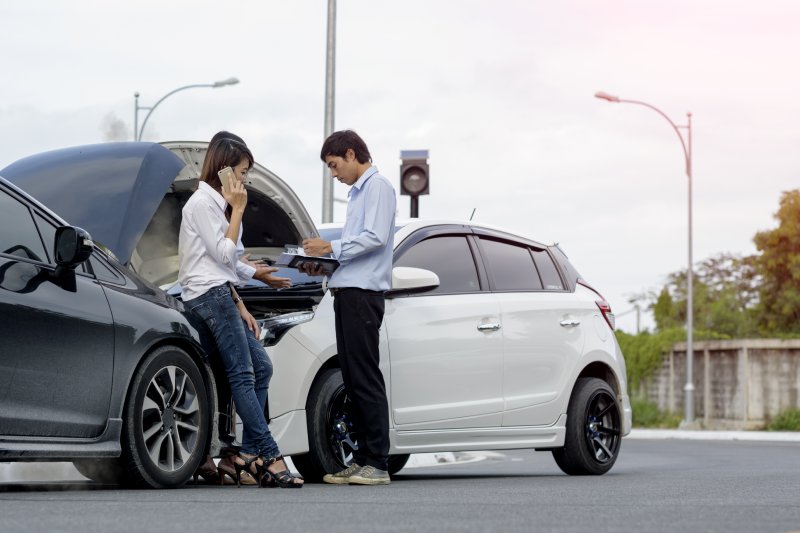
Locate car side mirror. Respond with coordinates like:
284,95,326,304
52,226,93,292
55,226,94,267
385,266,440,298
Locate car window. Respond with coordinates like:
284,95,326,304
33,211,57,263
532,249,564,290
394,235,480,295
478,237,543,291
89,254,125,283
0,190,48,263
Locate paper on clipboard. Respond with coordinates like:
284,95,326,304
275,245,339,275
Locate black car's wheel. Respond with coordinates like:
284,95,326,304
121,345,209,488
72,458,127,484
552,377,622,476
292,368,409,482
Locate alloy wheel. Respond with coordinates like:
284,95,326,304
326,384,358,467
582,388,621,464
140,365,202,471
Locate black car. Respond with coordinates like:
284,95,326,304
0,142,325,487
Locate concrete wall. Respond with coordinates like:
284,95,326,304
640,339,800,429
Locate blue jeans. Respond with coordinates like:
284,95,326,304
185,283,280,458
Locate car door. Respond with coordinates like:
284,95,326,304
385,230,504,429
0,184,114,438
474,236,586,427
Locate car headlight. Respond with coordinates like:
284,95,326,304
257,311,315,342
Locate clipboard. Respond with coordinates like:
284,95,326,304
275,246,339,275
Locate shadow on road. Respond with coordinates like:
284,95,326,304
0,481,115,493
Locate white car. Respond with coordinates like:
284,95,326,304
269,220,632,480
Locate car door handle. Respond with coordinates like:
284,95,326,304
477,323,501,331
560,319,580,328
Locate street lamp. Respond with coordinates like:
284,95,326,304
321,0,337,223
595,90,695,425
133,77,239,141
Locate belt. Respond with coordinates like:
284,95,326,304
329,287,385,296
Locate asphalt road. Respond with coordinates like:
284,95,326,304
1,438,799,533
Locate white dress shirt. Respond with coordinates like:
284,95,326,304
178,181,256,301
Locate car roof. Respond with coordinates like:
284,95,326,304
317,218,554,249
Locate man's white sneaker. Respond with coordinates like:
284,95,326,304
348,465,390,485
322,463,362,484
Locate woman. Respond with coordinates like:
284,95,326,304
178,135,303,488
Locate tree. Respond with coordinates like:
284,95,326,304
754,189,800,334
650,253,759,337
652,287,681,331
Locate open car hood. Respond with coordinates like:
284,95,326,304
0,141,318,268
1,142,182,264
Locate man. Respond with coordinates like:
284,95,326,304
302,130,396,485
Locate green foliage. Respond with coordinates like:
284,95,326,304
630,397,681,428
650,253,760,338
653,287,681,330
754,189,800,334
617,328,682,391
616,327,728,393
766,408,800,431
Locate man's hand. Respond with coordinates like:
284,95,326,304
302,238,333,257
253,265,292,288
298,261,326,277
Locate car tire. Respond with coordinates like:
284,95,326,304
72,458,128,485
552,377,622,476
121,345,209,488
292,368,409,482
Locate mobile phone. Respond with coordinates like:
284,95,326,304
218,166,236,195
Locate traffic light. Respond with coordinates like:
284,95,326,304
400,150,429,217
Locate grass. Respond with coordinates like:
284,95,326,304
631,397,682,429
766,408,800,431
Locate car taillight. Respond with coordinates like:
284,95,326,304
596,300,615,331
577,278,615,331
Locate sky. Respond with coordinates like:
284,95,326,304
2,0,799,333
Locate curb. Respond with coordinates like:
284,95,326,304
627,428,800,442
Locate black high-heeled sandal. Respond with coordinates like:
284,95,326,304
233,453,264,488
260,455,304,488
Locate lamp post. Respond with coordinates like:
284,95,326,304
321,0,337,223
133,77,239,141
595,90,695,424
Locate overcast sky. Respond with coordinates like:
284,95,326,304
2,1,799,332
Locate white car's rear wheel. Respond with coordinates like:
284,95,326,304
553,377,621,475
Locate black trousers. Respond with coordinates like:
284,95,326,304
332,288,389,470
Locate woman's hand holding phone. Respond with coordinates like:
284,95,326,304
218,166,247,211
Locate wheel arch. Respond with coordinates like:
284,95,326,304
119,336,224,459
305,355,341,408
570,358,632,437
575,361,622,397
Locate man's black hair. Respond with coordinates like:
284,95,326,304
320,130,372,164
